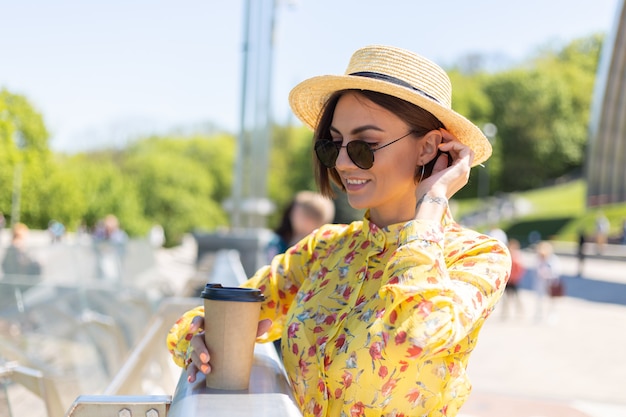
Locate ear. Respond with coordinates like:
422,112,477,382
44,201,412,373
416,130,443,165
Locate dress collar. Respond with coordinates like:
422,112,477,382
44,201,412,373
362,207,455,250
362,211,409,252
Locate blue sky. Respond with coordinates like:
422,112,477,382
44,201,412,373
0,0,621,152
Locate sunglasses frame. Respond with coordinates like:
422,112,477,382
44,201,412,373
315,131,414,170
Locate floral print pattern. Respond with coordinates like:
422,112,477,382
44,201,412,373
167,210,510,416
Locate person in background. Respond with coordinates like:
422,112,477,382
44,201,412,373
594,212,610,254
577,228,586,277
266,191,336,262
149,224,165,248
93,214,128,281
500,238,525,319
534,240,561,324
47,219,65,243
167,45,511,417
2,222,42,279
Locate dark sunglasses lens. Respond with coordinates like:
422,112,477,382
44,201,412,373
315,141,339,168
347,141,374,169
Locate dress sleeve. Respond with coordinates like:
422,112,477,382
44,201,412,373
166,305,204,368
379,219,510,359
242,227,325,342
166,228,325,368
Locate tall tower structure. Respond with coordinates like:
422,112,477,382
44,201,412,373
586,0,626,206
230,0,276,228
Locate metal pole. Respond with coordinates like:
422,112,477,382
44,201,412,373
231,0,253,229
11,162,23,225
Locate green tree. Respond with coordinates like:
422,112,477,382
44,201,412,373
447,69,496,198
64,153,147,235
267,125,315,208
123,138,228,245
0,89,49,153
483,35,601,191
0,89,54,227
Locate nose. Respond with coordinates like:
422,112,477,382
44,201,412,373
334,144,356,170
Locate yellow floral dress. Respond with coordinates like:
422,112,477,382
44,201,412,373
167,210,510,417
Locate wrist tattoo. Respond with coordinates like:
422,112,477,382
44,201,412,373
416,195,449,209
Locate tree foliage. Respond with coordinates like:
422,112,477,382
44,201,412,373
123,137,230,244
62,153,146,234
484,34,602,191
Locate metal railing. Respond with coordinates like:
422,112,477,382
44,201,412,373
0,362,65,417
0,236,163,417
1,231,303,417
63,249,302,416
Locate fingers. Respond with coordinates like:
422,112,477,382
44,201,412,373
186,317,270,384
257,318,272,337
190,332,210,362
187,363,199,383
189,315,205,333
438,129,475,167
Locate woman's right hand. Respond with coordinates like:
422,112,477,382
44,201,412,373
185,315,209,383
185,316,273,383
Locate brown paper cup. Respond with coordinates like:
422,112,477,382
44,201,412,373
201,284,265,390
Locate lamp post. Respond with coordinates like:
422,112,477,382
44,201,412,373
230,0,277,229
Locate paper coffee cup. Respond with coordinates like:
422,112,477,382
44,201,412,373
200,283,265,390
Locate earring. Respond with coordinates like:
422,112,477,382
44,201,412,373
419,165,425,183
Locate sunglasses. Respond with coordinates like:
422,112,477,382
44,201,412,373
314,131,413,170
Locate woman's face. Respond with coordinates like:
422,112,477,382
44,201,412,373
331,91,421,226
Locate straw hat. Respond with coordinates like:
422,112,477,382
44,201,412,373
288,45,492,167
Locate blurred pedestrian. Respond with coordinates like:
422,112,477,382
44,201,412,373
47,219,65,243
93,214,128,281
577,229,586,277
266,191,335,262
149,224,165,248
500,238,525,319
534,240,561,324
594,212,609,254
2,222,42,279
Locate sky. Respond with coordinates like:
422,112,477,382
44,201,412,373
0,0,621,153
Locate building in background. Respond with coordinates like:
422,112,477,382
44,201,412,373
586,0,626,207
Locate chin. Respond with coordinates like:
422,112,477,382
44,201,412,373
346,195,370,211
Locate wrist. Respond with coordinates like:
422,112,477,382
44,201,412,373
416,194,448,209
414,194,448,222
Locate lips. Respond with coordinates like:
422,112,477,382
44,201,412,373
344,177,370,192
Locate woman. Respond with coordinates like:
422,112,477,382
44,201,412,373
167,45,511,417
267,190,336,261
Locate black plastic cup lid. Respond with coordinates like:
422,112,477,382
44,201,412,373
200,283,265,302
